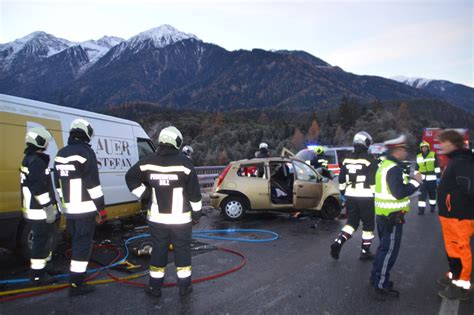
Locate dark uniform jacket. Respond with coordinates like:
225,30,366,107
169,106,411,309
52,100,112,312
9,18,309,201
20,147,55,220
385,155,419,200
125,146,202,225
437,149,474,220
54,137,104,218
339,146,378,198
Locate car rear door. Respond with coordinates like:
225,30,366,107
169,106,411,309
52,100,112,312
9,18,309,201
292,160,322,209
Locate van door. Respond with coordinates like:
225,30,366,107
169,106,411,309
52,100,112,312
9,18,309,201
292,160,322,209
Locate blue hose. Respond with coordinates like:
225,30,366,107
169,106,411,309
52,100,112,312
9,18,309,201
0,229,278,285
192,229,279,243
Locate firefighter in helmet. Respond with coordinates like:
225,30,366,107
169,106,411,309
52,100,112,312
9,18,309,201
21,127,58,284
415,141,440,214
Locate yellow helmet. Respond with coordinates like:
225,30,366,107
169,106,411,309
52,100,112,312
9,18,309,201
314,145,325,155
419,141,430,149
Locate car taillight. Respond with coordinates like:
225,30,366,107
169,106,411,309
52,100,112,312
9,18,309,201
216,164,231,189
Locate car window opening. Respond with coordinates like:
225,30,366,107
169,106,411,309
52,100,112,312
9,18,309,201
270,162,294,205
237,164,266,178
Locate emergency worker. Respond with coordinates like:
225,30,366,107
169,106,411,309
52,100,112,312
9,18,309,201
330,132,378,260
21,127,57,284
415,141,440,214
54,119,106,297
126,126,202,297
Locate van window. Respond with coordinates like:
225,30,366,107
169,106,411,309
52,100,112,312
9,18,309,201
237,163,266,178
137,139,155,159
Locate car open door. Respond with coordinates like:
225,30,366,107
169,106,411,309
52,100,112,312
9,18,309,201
292,160,322,209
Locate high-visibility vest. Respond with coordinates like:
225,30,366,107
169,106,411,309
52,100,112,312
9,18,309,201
374,159,410,216
417,151,436,174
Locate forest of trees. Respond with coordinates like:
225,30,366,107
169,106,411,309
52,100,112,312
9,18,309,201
105,97,474,166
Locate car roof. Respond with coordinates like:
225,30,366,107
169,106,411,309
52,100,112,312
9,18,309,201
232,156,302,164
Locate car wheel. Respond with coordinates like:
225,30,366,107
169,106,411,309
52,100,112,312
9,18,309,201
221,197,246,221
17,221,59,260
321,198,341,220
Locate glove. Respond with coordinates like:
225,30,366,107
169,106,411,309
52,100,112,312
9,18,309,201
387,211,405,226
44,204,57,224
97,210,107,225
192,210,202,225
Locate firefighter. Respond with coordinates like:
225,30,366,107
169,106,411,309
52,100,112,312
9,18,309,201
182,145,193,159
125,126,202,298
370,135,422,300
255,142,270,158
437,130,474,300
20,127,57,284
54,119,107,297
415,141,440,214
310,145,328,169
330,131,378,261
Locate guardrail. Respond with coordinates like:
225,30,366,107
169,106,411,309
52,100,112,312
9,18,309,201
196,165,225,193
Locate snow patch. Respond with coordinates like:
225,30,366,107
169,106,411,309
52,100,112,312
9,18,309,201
391,75,433,89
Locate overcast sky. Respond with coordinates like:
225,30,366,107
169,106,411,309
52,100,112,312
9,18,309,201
1,0,472,86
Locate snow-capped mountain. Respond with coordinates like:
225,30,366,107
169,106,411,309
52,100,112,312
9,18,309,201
0,25,472,114
79,36,124,65
392,75,474,112
0,31,73,71
127,24,198,49
103,25,199,64
391,76,433,89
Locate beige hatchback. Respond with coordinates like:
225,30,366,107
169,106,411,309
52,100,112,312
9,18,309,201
209,157,341,220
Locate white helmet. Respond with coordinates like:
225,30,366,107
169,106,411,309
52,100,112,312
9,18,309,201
25,127,52,149
159,126,183,150
259,142,269,150
353,131,373,148
182,145,193,157
70,118,94,140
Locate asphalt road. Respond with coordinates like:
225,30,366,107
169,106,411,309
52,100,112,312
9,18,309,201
1,199,473,315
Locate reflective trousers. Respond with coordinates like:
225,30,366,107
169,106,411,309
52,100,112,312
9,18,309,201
149,222,192,288
439,216,474,288
370,215,403,289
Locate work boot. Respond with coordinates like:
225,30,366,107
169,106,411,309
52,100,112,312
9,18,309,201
179,286,193,297
69,272,95,297
360,250,375,261
330,231,351,260
31,270,56,285
330,242,342,260
438,285,471,301
437,275,452,287
68,283,96,297
145,286,162,298
374,287,400,298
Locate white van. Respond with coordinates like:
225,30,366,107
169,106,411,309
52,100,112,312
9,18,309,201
0,94,156,255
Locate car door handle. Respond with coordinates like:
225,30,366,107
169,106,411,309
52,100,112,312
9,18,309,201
298,185,304,188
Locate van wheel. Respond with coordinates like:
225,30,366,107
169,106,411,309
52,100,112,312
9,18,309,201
321,198,341,220
221,197,246,221
17,221,59,260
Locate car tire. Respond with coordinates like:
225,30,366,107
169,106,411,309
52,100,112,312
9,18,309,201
320,198,341,220
17,221,59,260
221,197,247,221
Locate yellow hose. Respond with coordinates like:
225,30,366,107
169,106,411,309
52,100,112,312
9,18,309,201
0,272,148,297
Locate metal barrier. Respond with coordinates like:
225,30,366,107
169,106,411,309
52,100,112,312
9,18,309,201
196,166,225,193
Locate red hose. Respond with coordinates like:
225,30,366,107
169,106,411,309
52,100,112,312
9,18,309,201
1,245,247,302
0,245,120,303
106,246,247,288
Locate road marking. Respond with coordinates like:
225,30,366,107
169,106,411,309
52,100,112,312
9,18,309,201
438,297,459,315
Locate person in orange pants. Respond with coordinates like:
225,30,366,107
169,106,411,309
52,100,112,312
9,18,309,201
436,130,474,301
